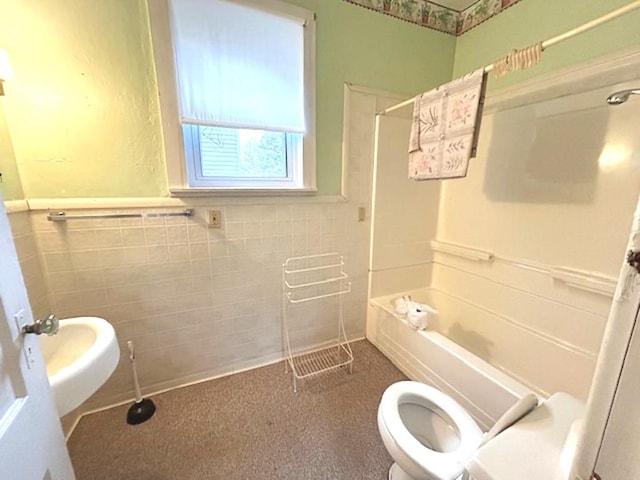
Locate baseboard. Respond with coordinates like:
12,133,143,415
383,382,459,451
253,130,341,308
65,335,365,440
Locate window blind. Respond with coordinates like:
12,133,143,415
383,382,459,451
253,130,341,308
169,0,306,133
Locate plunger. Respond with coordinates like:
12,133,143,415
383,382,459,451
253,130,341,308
126,341,156,425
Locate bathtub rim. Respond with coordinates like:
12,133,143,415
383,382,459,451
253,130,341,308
368,288,536,429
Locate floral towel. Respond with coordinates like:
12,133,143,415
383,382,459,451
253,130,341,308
408,68,487,180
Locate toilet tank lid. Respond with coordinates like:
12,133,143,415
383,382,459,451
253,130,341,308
467,392,585,480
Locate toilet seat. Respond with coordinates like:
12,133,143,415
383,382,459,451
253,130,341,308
379,381,483,479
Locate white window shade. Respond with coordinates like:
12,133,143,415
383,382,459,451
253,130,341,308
169,0,306,133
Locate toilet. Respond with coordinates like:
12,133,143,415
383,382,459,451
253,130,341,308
377,381,540,480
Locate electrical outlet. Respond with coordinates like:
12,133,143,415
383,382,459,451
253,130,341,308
208,209,222,228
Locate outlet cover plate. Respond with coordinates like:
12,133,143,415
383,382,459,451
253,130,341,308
208,210,222,228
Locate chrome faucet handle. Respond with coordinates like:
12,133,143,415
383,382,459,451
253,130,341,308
22,314,59,336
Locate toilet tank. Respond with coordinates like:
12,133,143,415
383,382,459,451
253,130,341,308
467,392,585,480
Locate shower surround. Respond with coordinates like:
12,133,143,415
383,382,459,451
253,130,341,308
367,50,640,402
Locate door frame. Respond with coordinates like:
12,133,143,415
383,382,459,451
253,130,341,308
570,196,640,478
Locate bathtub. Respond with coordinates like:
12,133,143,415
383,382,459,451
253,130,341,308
367,288,533,430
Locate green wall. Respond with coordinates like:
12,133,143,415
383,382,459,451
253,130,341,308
0,0,455,198
287,0,456,195
0,0,166,199
453,0,640,90
3,0,639,199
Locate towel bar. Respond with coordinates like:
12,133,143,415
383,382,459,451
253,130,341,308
47,209,195,222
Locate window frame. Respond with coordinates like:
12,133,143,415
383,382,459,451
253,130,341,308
147,0,317,196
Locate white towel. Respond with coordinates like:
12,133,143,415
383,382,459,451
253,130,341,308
409,68,487,180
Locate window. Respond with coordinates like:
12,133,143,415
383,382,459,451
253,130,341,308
183,125,302,188
149,0,316,193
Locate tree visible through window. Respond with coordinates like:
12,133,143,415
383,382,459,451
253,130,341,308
198,126,292,179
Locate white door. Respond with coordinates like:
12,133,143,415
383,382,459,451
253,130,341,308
570,195,640,480
592,303,640,479
0,199,75,479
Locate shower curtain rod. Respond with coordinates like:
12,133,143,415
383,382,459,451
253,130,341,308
378,0,640,116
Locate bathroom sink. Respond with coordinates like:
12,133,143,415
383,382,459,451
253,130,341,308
38,316,120,417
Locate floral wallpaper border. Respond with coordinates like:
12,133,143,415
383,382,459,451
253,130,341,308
343,0,524,36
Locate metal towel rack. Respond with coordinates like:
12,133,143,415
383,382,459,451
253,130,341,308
47,208,195,222
282,252,354,392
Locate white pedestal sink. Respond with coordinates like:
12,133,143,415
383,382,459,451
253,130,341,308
38,317,120,417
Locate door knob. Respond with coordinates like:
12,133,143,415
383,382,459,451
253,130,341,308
22,314,59,336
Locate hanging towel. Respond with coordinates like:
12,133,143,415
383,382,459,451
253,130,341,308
408,68,487,180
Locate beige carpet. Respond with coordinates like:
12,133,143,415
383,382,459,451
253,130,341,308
68,340,407,480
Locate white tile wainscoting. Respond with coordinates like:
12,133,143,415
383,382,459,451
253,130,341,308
29,202,366,400
7,207,51,322
4,86,406,432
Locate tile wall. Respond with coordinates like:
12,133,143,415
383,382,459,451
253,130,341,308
30,203,362,402
7,87,394,411
8,210,50,320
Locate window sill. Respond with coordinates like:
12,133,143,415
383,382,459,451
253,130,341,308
169,187,318,198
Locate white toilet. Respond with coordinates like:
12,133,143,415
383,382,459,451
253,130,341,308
377,381,540,480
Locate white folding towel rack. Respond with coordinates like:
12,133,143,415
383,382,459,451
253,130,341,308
282,252,353,392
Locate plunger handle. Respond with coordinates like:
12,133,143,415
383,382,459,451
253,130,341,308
127,341,144,404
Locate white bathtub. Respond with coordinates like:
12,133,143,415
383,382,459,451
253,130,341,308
367,288,533,430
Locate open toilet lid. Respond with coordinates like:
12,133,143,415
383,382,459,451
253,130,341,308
480,393,539,447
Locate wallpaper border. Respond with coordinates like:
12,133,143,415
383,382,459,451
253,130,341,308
343,0,523,36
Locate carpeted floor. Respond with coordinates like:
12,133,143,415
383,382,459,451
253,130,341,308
68,340,407,480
